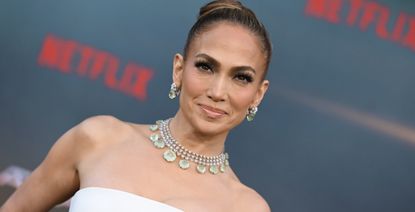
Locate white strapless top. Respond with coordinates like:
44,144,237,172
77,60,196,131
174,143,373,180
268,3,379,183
69,187,184,212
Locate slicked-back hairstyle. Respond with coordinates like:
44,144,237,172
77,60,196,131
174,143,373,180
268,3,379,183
184,0,272,79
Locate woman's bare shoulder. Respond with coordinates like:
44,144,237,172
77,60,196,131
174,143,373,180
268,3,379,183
240,187,271,212
233,183,271,212
74,115,134,146
0,115,131,211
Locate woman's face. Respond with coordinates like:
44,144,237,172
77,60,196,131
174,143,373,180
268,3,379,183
173,22,269,135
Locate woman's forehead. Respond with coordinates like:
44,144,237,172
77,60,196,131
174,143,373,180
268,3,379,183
187,23,266,69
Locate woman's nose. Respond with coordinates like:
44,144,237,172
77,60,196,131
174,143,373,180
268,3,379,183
206,75,228,102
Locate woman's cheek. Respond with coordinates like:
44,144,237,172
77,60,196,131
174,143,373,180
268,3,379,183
229,87,256,114
184,68,210,94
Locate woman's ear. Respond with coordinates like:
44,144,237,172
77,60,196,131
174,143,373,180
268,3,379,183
253,79,269,107
172,53,184,86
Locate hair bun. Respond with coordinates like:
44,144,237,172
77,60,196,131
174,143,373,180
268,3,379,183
198,0,243,20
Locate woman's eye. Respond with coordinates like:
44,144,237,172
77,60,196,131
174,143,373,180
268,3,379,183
195,61,212,72
235,73,253,83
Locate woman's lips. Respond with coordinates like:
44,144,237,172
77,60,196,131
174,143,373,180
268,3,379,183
199,104,227,119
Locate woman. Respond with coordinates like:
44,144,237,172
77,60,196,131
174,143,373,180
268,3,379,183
1,0,272,211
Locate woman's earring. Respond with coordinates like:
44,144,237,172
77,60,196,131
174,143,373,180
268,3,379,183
246,106,258,122
168,82,180,99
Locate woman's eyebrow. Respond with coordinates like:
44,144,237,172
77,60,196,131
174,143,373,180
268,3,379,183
195,53,220,68
231,66,256,74
195,53,256,74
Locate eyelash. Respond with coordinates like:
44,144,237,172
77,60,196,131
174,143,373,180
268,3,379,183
194,60,254,83
195,61,212,72
235,73,254,83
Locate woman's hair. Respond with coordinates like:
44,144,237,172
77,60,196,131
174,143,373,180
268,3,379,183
184,0,272,78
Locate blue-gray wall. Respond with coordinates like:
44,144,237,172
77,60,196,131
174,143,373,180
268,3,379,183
1,0,415,211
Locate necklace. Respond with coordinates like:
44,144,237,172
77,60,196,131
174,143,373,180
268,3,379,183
148,118,229,175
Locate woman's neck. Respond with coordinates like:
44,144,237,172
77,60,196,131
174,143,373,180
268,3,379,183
169,111,228,156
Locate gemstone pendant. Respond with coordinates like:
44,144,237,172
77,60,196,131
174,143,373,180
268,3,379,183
169,90,176,99
196,164,206,174
220,163,226,173
153,139,165,149
149,124,158,131
179,159,190,169
246,114,255,121
149,133,159,142
163,149,177,162
209,165,219,175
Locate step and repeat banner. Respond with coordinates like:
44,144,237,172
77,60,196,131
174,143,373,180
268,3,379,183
1,0,415,211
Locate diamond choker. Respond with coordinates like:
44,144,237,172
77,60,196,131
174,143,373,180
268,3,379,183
148,119,229,175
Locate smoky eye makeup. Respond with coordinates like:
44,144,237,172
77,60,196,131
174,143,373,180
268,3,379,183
193,54,256,83
234,71,254,83
194,59,214,72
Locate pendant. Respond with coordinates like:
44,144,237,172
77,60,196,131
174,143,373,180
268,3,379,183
196,164,206,174
153,139,165,149
220,163,226,173
149,133,159,142
246,114,255,121
150,133,165,148
163,149,177,162
149,124,158,132
209,165,219,175
178,159,190,169
169,90,177,99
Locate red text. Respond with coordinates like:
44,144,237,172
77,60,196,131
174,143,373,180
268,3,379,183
305,0,415,52
38,34,154,100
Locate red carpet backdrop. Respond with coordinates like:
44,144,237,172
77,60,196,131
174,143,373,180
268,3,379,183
1,0,415,211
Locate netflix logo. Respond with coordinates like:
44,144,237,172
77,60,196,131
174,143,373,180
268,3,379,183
305,0,415,52
38,34,154,101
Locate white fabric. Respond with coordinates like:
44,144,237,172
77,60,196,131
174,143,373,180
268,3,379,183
69,187,183,212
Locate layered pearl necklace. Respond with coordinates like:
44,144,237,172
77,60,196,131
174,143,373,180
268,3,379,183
148,119,229,175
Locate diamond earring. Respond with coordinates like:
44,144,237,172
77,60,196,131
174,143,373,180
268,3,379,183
168,82,180,99
246,106,258,121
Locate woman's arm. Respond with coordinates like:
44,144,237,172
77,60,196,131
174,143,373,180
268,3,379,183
0,116,105,211
0,166,71,208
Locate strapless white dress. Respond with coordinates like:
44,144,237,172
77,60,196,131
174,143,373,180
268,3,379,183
69,187,184,212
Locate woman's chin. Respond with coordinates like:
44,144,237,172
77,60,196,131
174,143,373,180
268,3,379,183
192,115,235,136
